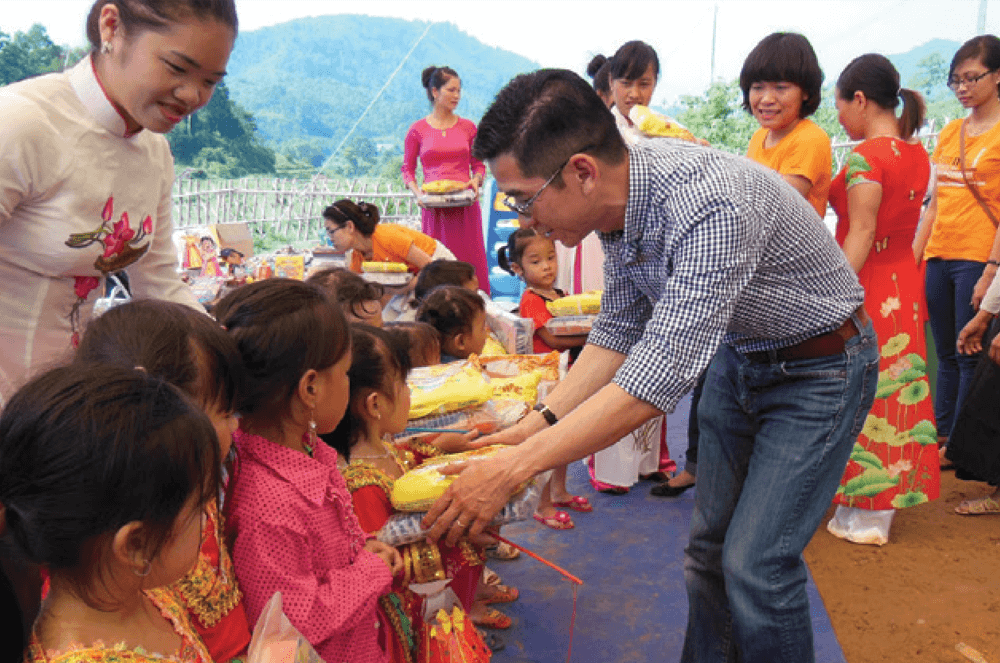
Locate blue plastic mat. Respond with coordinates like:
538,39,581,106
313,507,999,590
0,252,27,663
488,394,846,663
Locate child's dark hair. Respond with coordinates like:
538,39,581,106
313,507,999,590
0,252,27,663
837,54,925,140
385,321,442,368
497,227,544,275
0,364,220,608
307,266,385,321
75,299,242,413
606,40,660,82
323,199,381,236
213,279,350,417
740,32,824,118
416,285,485,342
323,324,411,460
412,260,477,308
422,65,459,104
86,0,238,52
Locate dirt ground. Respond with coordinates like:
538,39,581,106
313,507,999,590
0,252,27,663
805,471,1000,663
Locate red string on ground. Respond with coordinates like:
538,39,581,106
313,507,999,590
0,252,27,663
492,534,583,662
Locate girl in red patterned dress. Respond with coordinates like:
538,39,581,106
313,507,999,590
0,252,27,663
328,324,509,657
827,54,938,545
75,300,252,660
5,365,221,663
497,228,593,527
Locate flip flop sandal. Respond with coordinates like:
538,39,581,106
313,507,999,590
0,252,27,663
533,510,575,530
484,585,520,604
955,496,1000,515
472,607,512,629
552,495,594,512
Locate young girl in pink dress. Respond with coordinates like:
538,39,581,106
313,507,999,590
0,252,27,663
402,66,489,294
216,279,402,663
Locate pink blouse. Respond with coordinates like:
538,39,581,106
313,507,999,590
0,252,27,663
401,117,486,186
228,429,392,663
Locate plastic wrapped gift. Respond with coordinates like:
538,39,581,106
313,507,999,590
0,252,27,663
247,592,323,663
422,180,468,194
422,189,477,208
545,315,596,336
408,362,494,420
629,105,699,142
484,301,534,355
545,291,602,317
400,399,528,438
378,471,548,546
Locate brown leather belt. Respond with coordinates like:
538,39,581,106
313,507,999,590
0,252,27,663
744,306,870,363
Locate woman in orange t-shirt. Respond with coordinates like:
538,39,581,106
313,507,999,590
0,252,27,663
323,200,456,318
913,35,1000,452
740,32,832,218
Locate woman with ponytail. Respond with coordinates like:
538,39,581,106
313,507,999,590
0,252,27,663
826,53,938,545
402,66,490,295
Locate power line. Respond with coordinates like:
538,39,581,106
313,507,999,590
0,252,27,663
314,21,435,180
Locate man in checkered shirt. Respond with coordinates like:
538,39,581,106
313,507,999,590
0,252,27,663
425,69,879,663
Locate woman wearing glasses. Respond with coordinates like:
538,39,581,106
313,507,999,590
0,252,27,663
402,65,490,295
913,35,1000,464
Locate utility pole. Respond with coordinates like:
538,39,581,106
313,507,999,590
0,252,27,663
710,3,718,84
978,0,988,34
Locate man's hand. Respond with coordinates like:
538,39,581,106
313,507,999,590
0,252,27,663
421,449,523,547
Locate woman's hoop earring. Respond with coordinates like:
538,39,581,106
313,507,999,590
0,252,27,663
101,41,112,55
134,560,152,577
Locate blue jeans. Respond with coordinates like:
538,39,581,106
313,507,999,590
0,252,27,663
924,258,984,438
681,315,878,663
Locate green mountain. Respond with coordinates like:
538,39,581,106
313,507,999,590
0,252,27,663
225,16,539,163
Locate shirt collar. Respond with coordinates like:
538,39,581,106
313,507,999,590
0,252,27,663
234,429,340,507
68,53,140,139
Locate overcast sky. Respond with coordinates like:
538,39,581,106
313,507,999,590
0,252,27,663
3,0,998,105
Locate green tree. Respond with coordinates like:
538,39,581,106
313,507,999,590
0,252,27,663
909,53,948,98
166,81,276,177
0,24,72,85
676,79,758,154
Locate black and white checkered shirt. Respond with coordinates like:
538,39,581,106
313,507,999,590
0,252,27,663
587,140,864,414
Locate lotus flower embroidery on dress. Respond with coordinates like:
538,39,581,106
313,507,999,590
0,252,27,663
65,196,153,346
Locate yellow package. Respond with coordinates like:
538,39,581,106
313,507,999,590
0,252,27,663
391,446,506,511
481,334,507,356
476,352,561,381
361,261,408,273
629,106,699,142
422,180,467,194
546,291,602,317
490,370,542,404
407,364,493,419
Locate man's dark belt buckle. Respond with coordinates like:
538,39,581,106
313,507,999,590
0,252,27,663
746,306,868,363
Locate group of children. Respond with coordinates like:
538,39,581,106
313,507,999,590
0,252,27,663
0,199,598,662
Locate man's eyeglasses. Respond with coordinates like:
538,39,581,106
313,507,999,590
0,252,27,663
948,70,996,90
502,145,597,217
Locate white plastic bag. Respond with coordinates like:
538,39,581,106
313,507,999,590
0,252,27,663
247,592,323,663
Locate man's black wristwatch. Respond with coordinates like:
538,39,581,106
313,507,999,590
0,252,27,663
533,402,558,426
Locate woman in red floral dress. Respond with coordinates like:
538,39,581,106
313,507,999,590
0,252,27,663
827,54,940,545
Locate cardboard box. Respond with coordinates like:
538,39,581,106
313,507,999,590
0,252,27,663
214,222,254,258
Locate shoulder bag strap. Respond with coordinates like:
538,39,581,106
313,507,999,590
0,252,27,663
960,119,1000,229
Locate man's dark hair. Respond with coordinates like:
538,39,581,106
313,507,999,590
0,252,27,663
472,69,627,180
